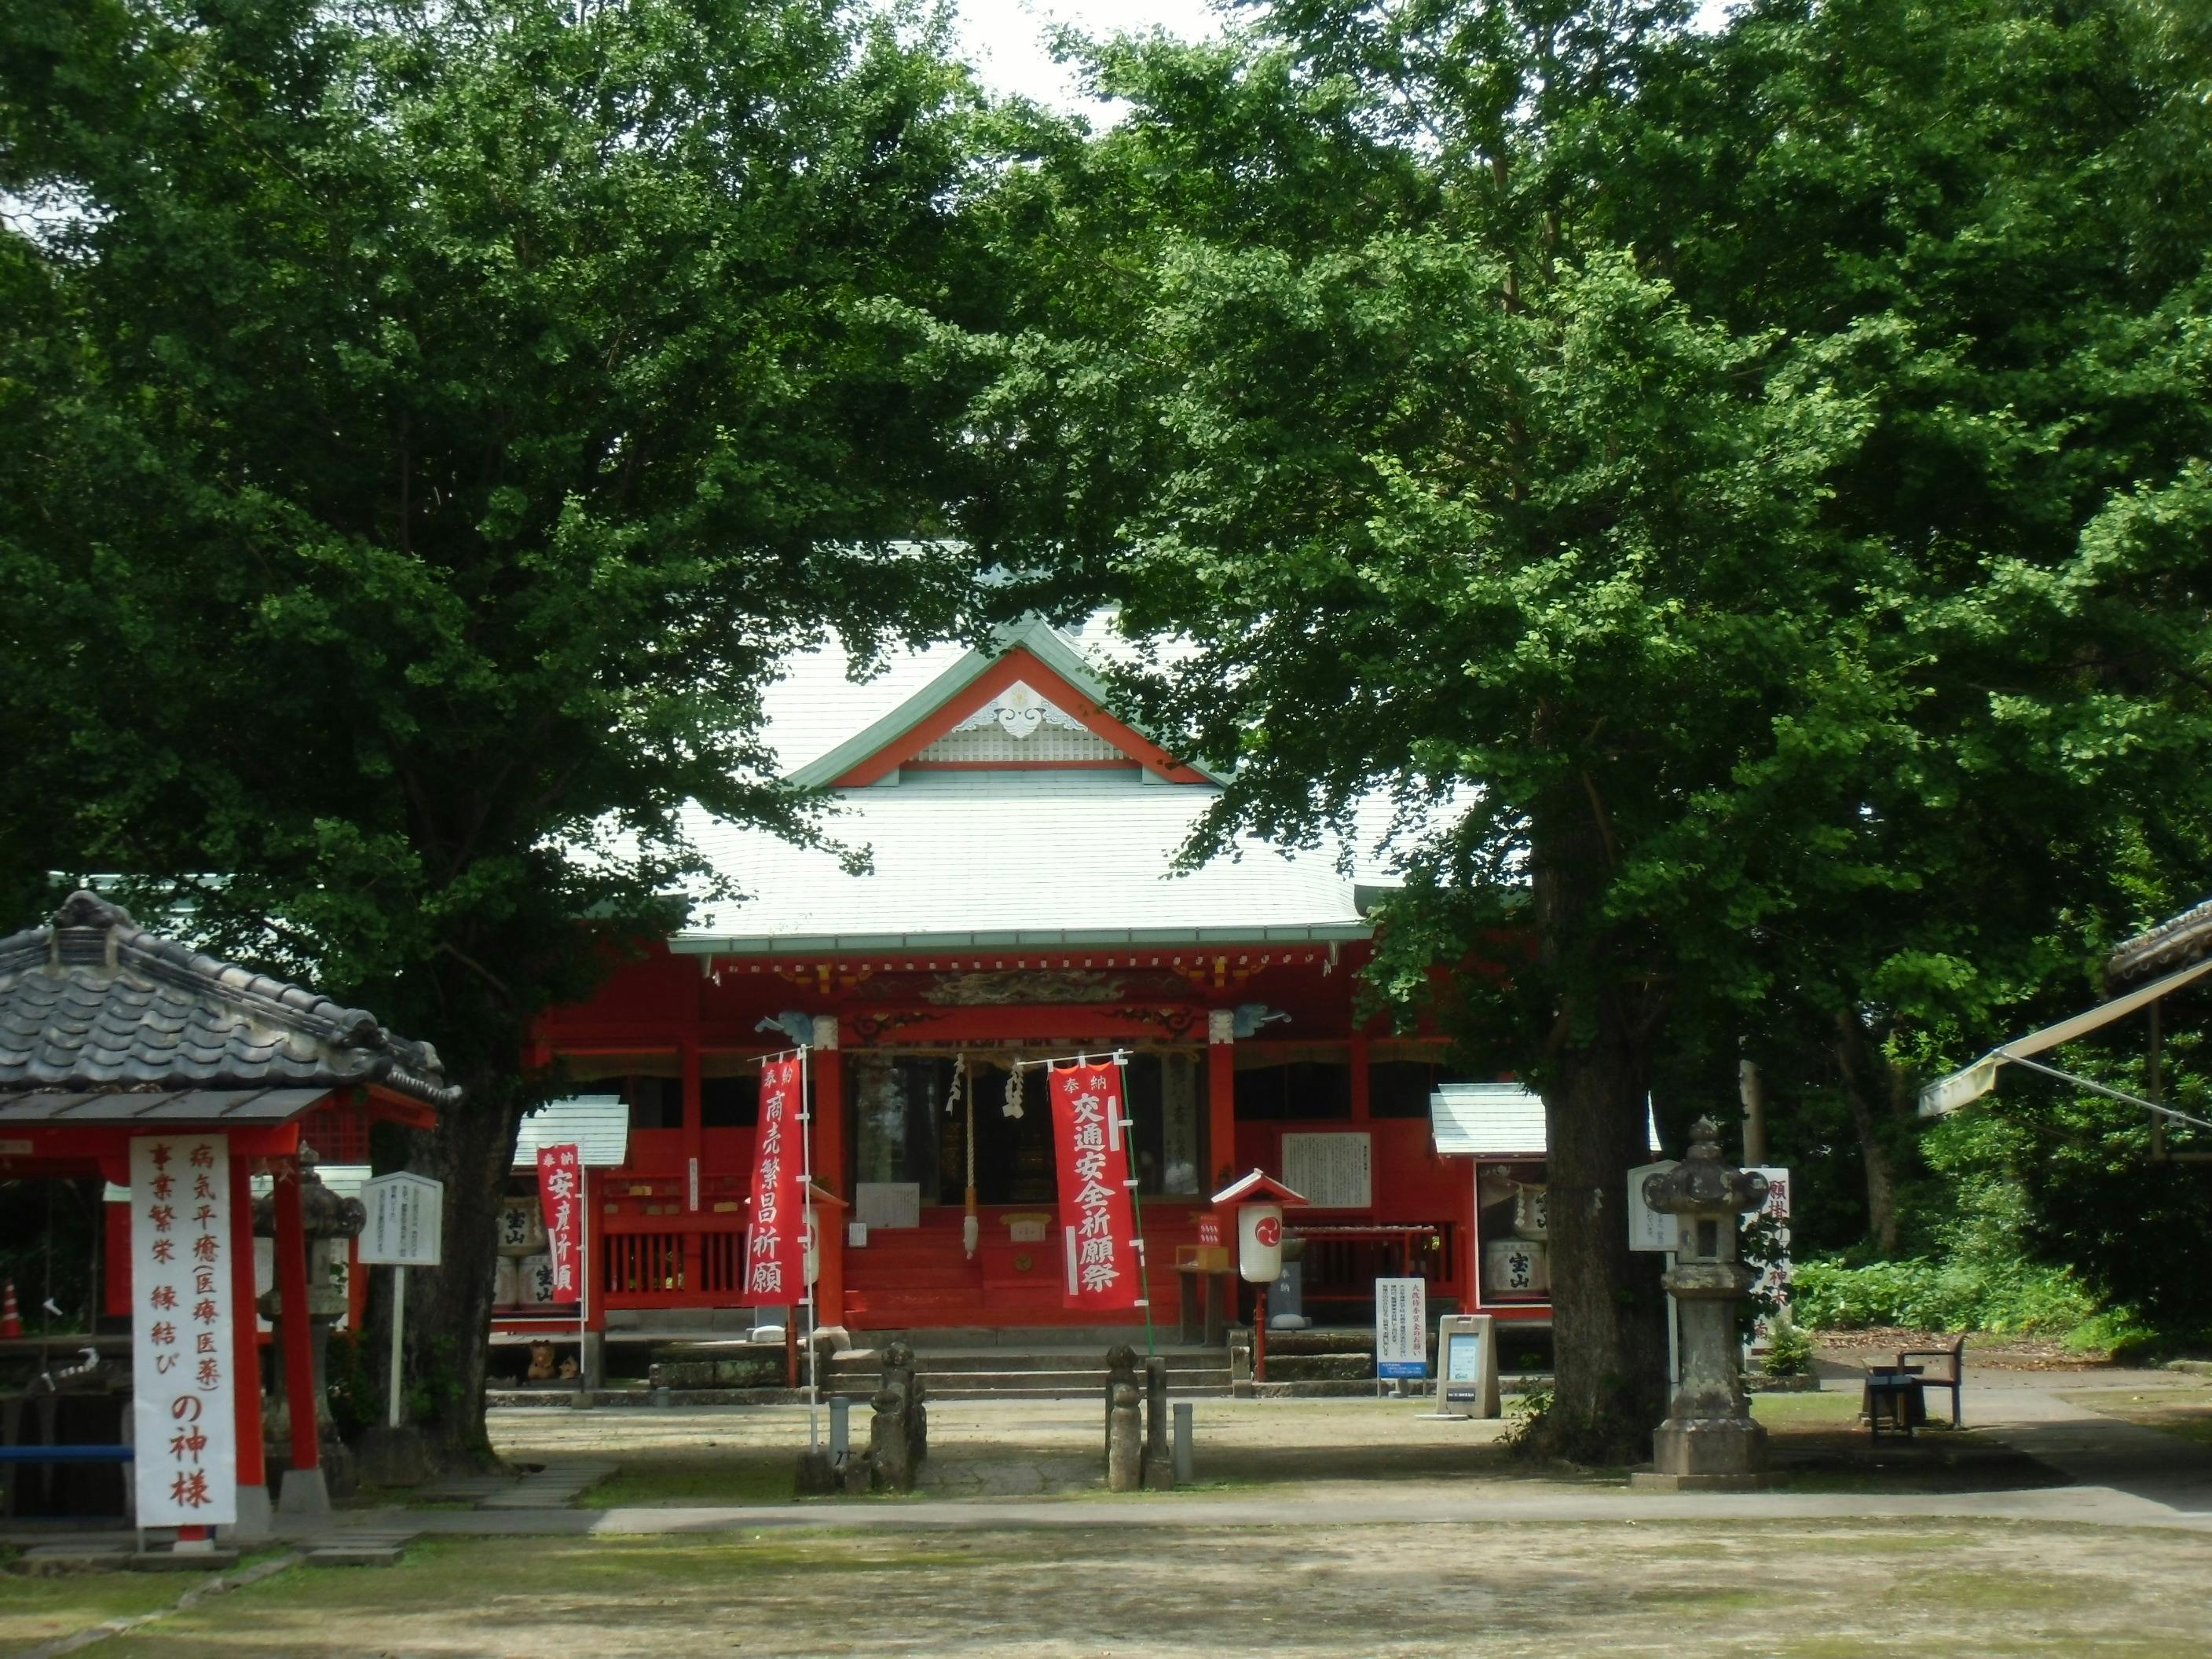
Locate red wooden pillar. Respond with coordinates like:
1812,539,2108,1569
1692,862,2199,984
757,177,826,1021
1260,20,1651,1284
679,1041,703,1295
226,1154,266,1496
1207,1011,1237,1193
271,1162,318,1476
811,1020,846,1328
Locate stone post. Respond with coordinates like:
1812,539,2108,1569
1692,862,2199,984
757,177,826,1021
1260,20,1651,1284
1631,1118,1774,1492
1142,1354,1174,1489
1103,1343,1138,1464
1107,1382,1143,1492
866,1339,926,1493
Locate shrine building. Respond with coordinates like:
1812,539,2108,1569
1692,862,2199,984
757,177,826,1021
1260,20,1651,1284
523,615,1559,1344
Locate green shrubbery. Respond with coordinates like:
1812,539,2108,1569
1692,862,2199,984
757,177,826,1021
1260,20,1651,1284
1790,1254,2091,1334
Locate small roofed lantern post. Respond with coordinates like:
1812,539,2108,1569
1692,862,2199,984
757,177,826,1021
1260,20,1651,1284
1633,1119,1773,1492
254,1148,366,1500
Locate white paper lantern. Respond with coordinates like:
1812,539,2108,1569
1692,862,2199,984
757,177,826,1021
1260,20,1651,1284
1238,1203,1284,1284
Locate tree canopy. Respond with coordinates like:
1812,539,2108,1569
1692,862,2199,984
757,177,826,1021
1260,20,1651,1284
954,0,2212,1448
0,0,995,1454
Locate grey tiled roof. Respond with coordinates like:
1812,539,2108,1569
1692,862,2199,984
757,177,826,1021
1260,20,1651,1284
2106,897,2212,991
0,892,460,1109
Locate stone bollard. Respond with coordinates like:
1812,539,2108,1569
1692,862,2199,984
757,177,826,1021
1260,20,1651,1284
1142,1355,1174,1489
1107,1382,1143,1492
870,1383,911,1492
1103,1343,1139,1464
866,1340,928,1493
1172,1401,1195,1485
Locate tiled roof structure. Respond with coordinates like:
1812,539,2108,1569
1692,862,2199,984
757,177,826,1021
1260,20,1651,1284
1429,1082,1662,1157
2105,897,2212,991
514,1095,631,1168
0,891,460,1108
681,613,1401,951
681,771,1370,950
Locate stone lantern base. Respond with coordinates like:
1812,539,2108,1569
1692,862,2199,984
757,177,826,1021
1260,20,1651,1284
1629,1414,1777,1492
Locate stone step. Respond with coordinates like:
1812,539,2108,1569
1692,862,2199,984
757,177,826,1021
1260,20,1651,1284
826,1350,1225,1378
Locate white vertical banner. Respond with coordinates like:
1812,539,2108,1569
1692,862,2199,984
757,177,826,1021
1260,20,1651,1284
1375,1276,1427,1379
130,1133,236,1526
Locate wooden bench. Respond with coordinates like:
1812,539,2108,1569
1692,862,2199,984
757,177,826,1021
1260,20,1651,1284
1896,1337,1966,1428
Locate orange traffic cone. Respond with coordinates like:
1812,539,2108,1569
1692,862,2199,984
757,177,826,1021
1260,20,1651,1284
0,1281,21,1339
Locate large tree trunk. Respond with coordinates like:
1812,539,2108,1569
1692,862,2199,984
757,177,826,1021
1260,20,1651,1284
1834,1011,1901,1256
1525,778,1671,1463
1539,1027,1671,1461
401,1063,532,1467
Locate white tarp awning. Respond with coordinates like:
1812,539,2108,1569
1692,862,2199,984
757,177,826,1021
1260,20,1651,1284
1917,954,2212,1116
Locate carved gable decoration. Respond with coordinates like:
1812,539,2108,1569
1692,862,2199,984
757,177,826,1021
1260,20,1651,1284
916,682,1123,766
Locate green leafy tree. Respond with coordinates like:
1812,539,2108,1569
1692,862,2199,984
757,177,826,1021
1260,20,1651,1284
960,0,2212,1455
0,0,989,1460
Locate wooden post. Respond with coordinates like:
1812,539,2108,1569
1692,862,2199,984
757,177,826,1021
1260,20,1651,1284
1254,1288,1268,1384
811,1021,845,1328
680,1041,704,1292
1207,1012,1236,1193
226,1154,266,1496
272,1163,318,1474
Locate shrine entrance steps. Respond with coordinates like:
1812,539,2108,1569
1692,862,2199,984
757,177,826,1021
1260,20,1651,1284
826,1334,1231,1401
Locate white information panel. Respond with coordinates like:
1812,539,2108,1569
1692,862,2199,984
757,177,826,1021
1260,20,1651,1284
1375,1276,1427,1379
359,1172,444,1266
1281,1132,1372,1210
130,1133,236,1526
1627,1160,1679,1252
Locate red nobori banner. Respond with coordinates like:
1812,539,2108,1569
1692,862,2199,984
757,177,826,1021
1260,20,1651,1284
745,1054,807,1306
1049,1061,1144,1312
535,1144,583,1302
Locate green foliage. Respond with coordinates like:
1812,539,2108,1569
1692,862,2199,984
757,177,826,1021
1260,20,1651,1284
324,1329,377,1441
1762,1311,1814,1379
960,0,2212,1446
0,0,995,1453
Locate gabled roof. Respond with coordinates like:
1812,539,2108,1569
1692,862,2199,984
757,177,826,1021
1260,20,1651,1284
515,1095,630,1169
1430,1082,1661,1157
1211,1169,1309,1206
786,617,1225,788
0,892,460,1109
677,772,1369,951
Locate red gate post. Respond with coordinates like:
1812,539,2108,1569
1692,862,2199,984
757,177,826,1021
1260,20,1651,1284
225,1153,272,1539
272,1160,325,1513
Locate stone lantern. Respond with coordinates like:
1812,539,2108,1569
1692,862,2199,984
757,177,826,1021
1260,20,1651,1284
253,1147,367,1496
1632,1118,1772,1491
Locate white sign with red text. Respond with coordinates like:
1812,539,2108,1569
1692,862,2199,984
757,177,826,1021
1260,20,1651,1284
130,1134,236,1525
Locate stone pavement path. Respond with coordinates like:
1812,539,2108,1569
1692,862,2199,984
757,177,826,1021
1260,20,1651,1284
410,1456,617,1511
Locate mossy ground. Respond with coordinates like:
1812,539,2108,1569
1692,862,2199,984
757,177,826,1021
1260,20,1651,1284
7,1521,2209,1657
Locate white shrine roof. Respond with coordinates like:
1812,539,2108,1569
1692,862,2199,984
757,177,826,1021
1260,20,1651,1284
514,1096,630,1169
677,612,1402,952
1430,1082,1664,1158
679,772,1371,952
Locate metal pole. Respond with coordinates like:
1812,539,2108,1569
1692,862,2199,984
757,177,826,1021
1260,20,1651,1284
578,1166,590,1397
800,1042,819,1451
1115,1052,1157,1358
387,1266,406,1429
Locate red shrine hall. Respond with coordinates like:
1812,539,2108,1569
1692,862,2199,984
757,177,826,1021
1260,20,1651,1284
519,616,1559,1345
